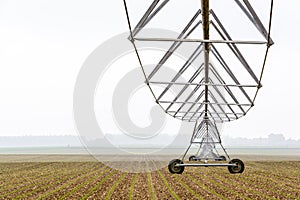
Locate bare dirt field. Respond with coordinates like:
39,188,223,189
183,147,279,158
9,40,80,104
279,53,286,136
0,155,299,199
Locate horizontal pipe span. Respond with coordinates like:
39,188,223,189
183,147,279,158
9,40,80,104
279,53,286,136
149,81,257,88
179,116,238,120
159,101,252,107
168,111,244,115
176,163,237,167
134,37,266,44
186,119,230,122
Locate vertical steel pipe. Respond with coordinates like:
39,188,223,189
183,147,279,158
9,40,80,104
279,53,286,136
202,0,210,117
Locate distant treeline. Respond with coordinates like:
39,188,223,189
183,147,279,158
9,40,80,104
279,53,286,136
0,134,299,148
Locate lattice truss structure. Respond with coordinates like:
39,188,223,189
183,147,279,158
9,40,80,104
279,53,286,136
124,0,273,122
123,0,274,171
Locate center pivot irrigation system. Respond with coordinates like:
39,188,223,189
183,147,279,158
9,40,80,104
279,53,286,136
123,0,274,174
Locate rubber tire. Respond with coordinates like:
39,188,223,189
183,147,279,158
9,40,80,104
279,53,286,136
168,159,185,174
219,155,227,161
228,159,245,174
189,156,196,161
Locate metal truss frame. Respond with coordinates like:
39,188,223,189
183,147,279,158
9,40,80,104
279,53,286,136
123,0,274,170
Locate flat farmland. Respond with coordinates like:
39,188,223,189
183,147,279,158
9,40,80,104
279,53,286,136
0,156,299,199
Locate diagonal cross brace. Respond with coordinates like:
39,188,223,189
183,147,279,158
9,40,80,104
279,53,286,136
166,64,204,112
234,0,274,45
157,43,203,101
211,44,253,106
148,10,202,80
210,10,260,85
130,0,170,40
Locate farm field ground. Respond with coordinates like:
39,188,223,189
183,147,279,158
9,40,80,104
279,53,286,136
0,155,299,200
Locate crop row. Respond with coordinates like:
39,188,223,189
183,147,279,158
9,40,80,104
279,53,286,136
0,161,298,199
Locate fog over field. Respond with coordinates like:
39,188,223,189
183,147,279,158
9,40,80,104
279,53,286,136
0,134,299,148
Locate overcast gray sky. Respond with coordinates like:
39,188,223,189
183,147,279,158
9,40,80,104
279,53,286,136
0,0,299,139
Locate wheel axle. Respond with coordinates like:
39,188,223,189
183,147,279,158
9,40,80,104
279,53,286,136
168,158,245,174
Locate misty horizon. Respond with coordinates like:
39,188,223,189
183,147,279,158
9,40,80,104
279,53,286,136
0,133,299,148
